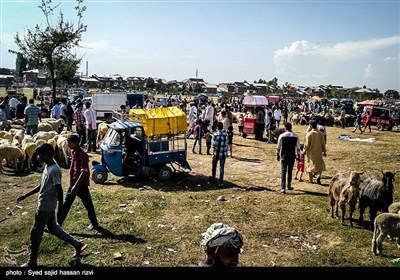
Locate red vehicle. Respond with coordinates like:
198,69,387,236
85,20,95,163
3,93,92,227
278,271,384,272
241,95,268,138
363,106,398,131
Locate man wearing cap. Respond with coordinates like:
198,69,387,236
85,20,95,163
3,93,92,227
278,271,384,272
199,222,244,267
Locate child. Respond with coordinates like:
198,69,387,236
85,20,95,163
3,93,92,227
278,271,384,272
192,119,203,154
237,113,244,136
227,125,234,157
205,129,212,155
295,144,305,182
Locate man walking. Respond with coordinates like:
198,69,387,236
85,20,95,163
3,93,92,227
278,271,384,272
17,144,87,268
209,122,228,187
58,134,99,231
276,122,300,194
304,120,326,184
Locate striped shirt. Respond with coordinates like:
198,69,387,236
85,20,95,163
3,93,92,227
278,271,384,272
212,130,228,159
24,104,40,125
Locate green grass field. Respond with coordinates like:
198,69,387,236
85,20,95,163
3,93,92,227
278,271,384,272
1,121,399,268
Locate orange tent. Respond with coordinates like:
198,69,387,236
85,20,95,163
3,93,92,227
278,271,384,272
357,100,376,105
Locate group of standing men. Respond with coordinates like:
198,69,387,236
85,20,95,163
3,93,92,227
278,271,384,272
276,120,326,194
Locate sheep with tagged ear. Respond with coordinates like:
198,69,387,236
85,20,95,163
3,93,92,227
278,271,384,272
359,170,397,230
371,212,400,256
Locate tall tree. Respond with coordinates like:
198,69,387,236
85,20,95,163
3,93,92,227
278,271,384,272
14,0,87,100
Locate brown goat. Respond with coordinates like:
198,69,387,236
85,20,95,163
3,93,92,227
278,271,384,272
329,171,364,226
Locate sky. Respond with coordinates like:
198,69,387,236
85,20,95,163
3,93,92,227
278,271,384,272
0,0,399,92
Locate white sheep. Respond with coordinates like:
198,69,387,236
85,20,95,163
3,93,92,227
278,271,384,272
97,122,109,145
389,202,400,215
38,122,54,132
56,135,71,166
22,142,37,171
371,212,400,256
0,145,24,173
43,118,65,133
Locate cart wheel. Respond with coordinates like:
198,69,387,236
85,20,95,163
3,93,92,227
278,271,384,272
92,170,108,184
377,124,383,131
242,133,247,138
158,166,172,181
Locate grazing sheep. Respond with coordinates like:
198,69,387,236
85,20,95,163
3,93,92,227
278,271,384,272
0,145,24,173
389,202,400,215
329,171,364,226
38,122,53,132
371,212,400,256
22,142,37,171
43,118,65,133
56,135,71,166
359,171,397,230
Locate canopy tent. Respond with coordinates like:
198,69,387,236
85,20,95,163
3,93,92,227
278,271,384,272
242,95,268,106
357,100,376,105
311,95,321,101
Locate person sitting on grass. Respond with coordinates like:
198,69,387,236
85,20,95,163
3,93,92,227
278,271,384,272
199,222,244,267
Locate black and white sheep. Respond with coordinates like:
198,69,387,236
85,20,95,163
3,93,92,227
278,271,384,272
359,171,397,230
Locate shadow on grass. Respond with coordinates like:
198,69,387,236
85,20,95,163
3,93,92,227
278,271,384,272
230,156,262,163
113,172,246,192
291,189,328,197
71,226,147,245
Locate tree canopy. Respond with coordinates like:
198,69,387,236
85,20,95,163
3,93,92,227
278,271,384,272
14,0,87,100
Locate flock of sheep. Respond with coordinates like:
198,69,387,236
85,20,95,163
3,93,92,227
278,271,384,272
0,118,73,172
328,170,399,256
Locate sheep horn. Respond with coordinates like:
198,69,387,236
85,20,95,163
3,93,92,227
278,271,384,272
358,171,365,175
381,170,385,176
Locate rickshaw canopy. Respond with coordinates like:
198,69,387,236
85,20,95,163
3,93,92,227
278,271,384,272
242,95,268,106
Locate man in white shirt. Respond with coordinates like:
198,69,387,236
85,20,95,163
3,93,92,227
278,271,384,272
273,106,282,128
204,101,215,132
9,96,19,119
186,102,198,138
83,102,97,152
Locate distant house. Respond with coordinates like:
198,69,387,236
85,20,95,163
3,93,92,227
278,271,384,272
78,76,99,88
0,74,15,87
126,76,145,89
185,78,205,90
92,73,112,88
23,69,47,87
110,74,126,88
202,83,218,95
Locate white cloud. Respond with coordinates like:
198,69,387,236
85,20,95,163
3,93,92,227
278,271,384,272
273,36,400,89
364,64,373,78
383,56,397,62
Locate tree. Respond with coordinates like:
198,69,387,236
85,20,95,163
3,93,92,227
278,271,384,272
8,51,29,83
14,0,87,100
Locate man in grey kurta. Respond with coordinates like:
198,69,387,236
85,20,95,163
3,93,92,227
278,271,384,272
304,120,326,184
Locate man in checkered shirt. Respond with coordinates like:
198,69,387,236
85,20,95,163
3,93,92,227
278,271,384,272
209,122,228,187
